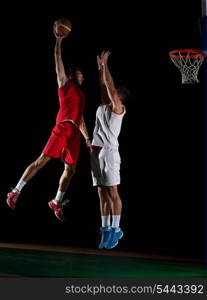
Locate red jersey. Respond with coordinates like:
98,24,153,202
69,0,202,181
56,80,86,126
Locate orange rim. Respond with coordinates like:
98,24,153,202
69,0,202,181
169,49,207,58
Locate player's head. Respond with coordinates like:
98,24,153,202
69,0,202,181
67,67,84,86
117,86,130,103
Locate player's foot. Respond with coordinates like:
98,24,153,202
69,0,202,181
6,189,20,209
48,199,69,222
99,227,112,249
105,227,123,249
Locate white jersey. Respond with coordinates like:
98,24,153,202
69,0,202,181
92,104,126,148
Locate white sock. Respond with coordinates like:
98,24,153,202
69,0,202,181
101,215,111,227
112,215,121,228
15,179,27,192
54,190,65,204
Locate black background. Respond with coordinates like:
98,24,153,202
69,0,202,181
0,1,205,259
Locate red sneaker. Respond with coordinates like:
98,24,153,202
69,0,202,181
48,199,69,222
6,189,20,209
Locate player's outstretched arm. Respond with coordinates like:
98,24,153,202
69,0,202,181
101,51,123,113
54,24,68,88
97,53,110,104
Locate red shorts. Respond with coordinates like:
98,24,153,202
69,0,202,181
42,122,81,166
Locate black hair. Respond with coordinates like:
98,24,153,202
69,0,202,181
117,86,130,103
66,67,83,85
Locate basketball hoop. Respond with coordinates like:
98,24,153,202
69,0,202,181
169,49,206,84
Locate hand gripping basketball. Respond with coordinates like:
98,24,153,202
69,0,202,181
54,18,72,38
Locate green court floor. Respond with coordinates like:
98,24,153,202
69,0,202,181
0,247,205,277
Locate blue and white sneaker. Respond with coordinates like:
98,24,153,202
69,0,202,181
99,227,112,249
105,227,123,249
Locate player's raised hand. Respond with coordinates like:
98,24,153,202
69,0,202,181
102,50,111,64
97,51,111,69
53,23,65,39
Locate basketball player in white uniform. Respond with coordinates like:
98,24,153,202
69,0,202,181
91,51,129,249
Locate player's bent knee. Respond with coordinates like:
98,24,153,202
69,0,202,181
107,186,119,201
98,185,105,195
64,164,75,175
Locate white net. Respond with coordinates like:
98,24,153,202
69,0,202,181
169,50,205,84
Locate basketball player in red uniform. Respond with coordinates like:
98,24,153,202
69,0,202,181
6,28,91,221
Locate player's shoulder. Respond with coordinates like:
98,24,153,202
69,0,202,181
98,104,107,110
112,104,126,115
58,78,76,91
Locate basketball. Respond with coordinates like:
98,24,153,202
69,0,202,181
54,18,72,37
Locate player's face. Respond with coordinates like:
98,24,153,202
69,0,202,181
75,71,84,85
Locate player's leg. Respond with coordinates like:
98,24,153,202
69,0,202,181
22,154,51,182
107,185,122,221
48,123,81,221
6,154,51,209
97,185,113,248
90,147,113,247
98,185,111,225
58,163,75,193
48,163,75,221
104,185,123,249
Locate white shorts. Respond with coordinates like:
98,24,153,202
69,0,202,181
91,147,121,186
